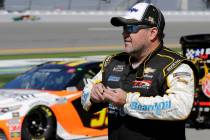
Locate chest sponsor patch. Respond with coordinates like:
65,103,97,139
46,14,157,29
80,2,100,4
144,67,156,74
108,75,121,82
132,80,152,89
143,74,154,79
113,65,124,72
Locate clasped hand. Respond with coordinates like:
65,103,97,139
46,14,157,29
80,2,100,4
90,83,127,107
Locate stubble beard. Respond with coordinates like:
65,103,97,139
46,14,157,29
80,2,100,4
125,43,147,59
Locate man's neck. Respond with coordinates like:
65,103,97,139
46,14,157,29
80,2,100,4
131,42,160,68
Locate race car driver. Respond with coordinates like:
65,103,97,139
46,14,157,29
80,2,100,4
81,2,198,140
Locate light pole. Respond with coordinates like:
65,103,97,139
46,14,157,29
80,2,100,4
68,0,72,10
180,0,188,11
28,0,32,10
0,0,4,9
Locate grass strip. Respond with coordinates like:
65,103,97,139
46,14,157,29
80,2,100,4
0,51,121,60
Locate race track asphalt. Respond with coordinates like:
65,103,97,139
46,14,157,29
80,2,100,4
0,21,210,54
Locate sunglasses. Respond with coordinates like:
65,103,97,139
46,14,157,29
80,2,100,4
123,25,152,34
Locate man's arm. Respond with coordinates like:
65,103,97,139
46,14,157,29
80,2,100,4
81,70,107,112
123,63,195,120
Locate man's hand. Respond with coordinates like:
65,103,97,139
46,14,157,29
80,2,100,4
90,83,106,103
103,87,127,107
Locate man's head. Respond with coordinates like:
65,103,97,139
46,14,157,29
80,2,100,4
110,2,165,57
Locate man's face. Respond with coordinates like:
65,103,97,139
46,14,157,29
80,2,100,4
122,25,150,55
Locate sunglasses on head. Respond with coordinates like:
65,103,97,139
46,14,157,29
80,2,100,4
123,24,152,34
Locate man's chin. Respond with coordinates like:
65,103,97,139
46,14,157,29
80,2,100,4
124,45,133,53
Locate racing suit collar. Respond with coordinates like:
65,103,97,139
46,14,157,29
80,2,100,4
133,43,163,79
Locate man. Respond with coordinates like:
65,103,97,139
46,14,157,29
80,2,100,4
81,2,198,140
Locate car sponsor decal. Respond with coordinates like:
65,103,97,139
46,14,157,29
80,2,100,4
185,48,210,60
67,68,76,73
9,124,21,132
202,74,210,98
10,132,21,138
12,112,20,118
8,119,21,138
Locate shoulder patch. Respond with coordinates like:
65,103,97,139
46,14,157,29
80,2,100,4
164,59,183,76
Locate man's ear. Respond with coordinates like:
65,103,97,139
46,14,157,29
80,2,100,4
149,27,158,41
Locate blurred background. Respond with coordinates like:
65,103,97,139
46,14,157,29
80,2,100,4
1,0,210,11
0,0,210,54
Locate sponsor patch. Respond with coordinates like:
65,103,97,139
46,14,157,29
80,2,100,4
173,72,191,77
144,67,156,74
129,100,172,115
202,74,210,98
143,74,153,79
113,65,124,72
132,80,152,89
108,75,120,82
166,60,181,73
176,77,189,85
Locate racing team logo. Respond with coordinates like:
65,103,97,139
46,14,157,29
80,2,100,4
132,80,152,89
202,74,210,98
144,67,156,74
185,48,210,60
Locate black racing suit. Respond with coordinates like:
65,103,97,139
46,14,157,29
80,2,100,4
81,45,198,140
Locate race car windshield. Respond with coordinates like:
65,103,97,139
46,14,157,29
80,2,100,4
4,64,77,90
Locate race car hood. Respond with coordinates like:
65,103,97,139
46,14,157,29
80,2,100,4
0,89,52,106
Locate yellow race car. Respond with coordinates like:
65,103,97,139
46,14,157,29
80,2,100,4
0,59,107,140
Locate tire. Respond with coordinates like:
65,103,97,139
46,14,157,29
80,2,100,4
21,106,56,140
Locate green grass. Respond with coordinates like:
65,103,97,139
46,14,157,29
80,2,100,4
0,74,20,88
0,51,121,60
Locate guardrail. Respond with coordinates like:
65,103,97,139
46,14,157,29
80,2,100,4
0,56,106,74
1,10,210,22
